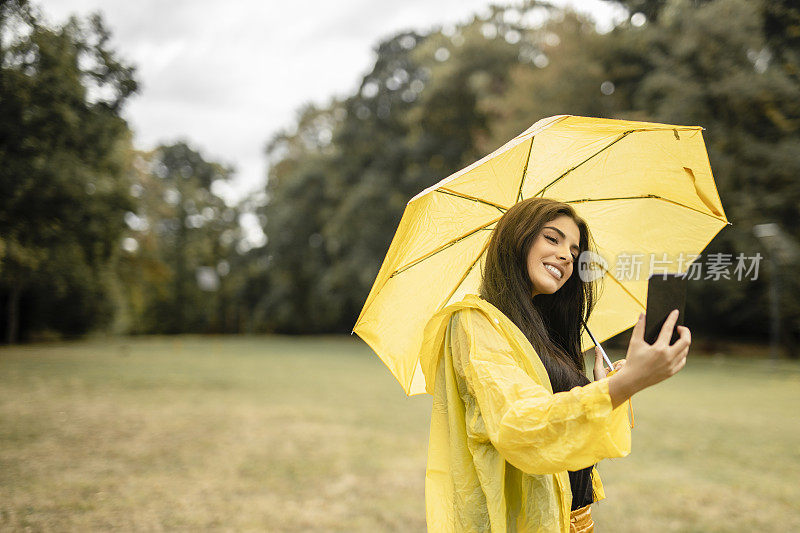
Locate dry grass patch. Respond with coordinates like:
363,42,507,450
1,336,798,531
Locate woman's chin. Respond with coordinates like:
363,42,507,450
533,277,560,295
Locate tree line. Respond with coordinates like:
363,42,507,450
2,0,799,356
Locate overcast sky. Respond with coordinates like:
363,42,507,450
45,0,625,203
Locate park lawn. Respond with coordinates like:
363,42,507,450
0,336,798,532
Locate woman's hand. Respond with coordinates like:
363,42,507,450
607,310,691,408
593,347,626,380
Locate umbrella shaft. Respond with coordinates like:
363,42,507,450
584,321,615,370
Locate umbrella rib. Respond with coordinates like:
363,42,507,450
532,130,634,198
597,263,646,309
390,217,501,277
437,188,508,213
438,236,492,309
516,137,535,203
564,194,730,224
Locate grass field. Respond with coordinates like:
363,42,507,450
1,336,799,532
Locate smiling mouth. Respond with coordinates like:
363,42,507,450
543,263,563,280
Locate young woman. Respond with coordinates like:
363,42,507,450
421,198,691,532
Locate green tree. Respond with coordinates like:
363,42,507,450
480,9,637,147
117,143,244,334
0,0,137,342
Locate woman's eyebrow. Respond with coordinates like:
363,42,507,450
543,226,580,252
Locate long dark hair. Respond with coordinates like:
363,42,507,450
479,198,599,393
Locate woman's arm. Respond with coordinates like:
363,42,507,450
607,370,638,409
451,309,631,476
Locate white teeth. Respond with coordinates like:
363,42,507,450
544,264,562,279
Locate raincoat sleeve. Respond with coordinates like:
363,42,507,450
451,308,631,475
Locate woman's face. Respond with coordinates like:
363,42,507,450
526,215,581,297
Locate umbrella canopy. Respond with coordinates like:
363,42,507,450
353,115,729,396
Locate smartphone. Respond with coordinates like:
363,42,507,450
643,273,687,345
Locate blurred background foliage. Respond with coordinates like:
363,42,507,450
1,0,799,355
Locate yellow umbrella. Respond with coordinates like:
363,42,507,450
353,115,729,396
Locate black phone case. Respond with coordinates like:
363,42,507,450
644,273,687,345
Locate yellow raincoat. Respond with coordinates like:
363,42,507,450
420,294,632,532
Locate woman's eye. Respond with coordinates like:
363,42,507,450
546,235,577,261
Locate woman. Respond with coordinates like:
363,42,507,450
420,198,691,532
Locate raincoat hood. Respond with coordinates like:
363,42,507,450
420,294,554,396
